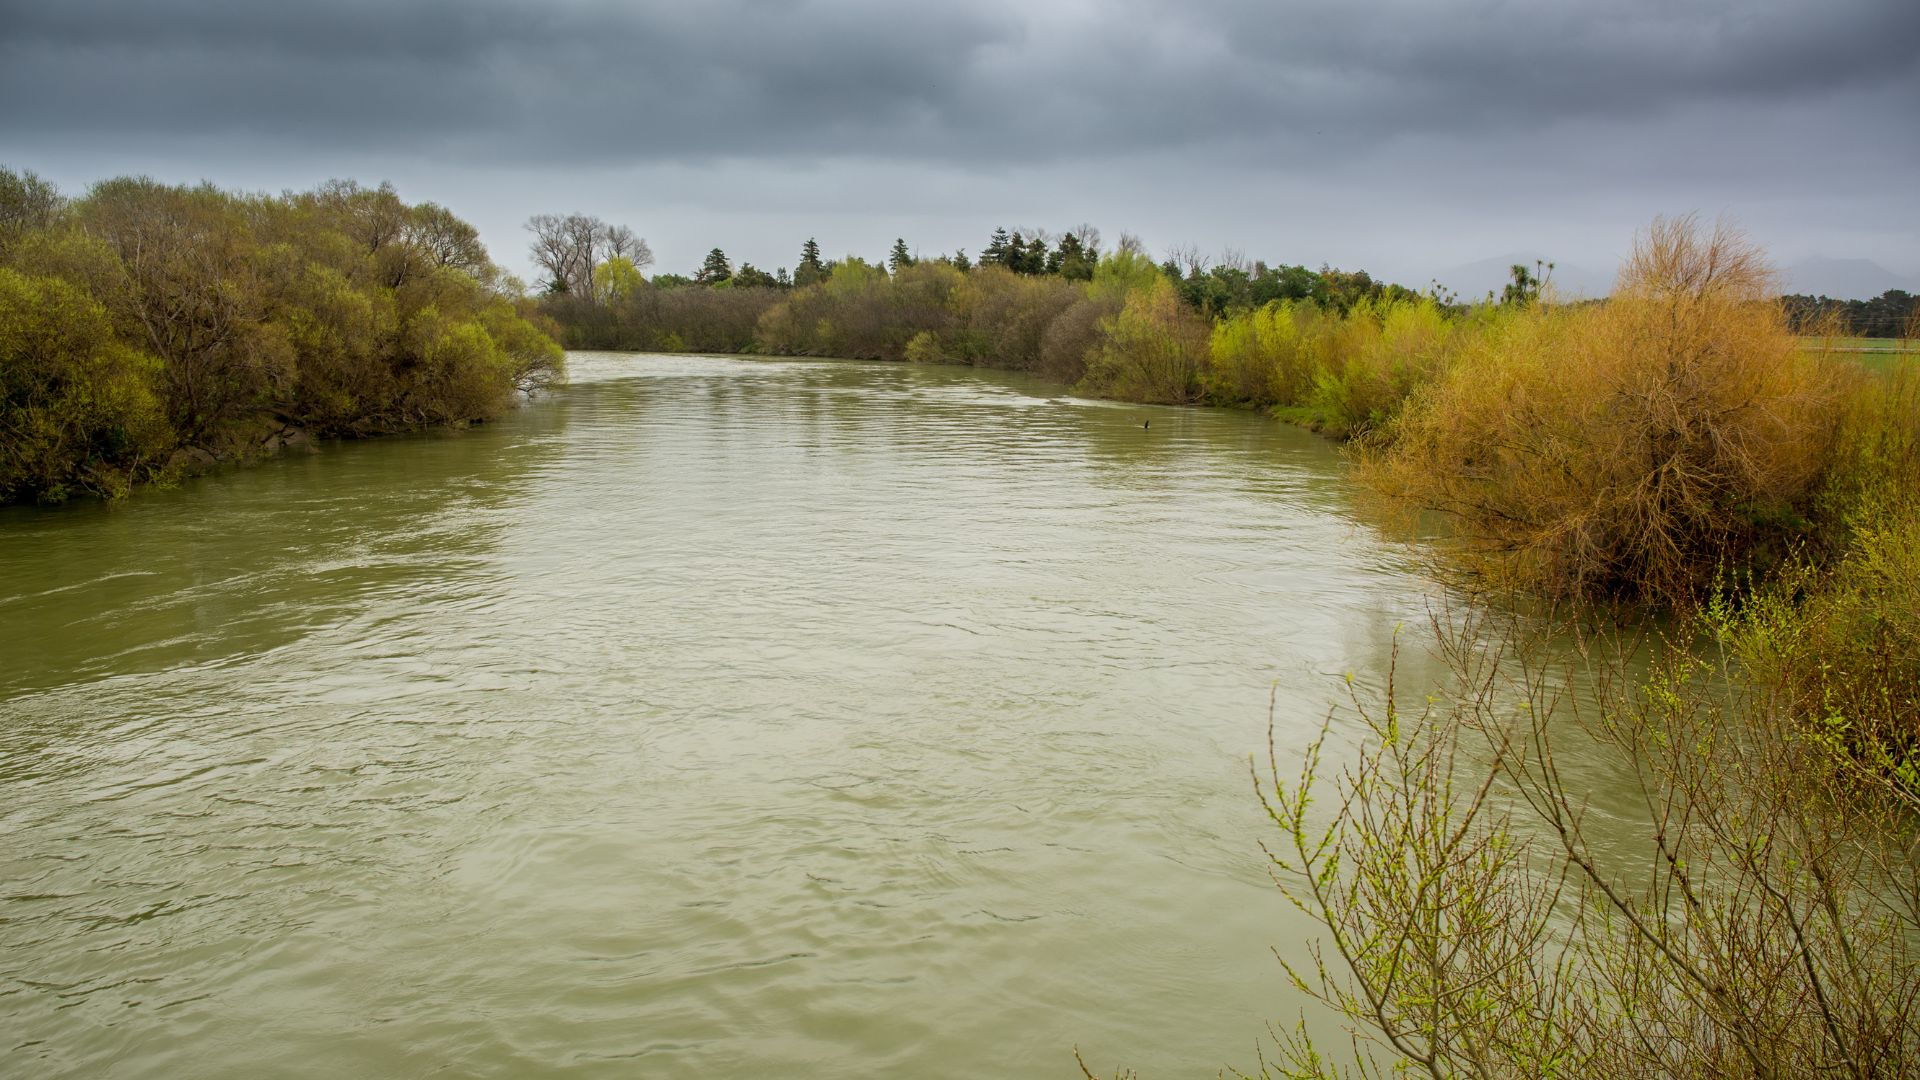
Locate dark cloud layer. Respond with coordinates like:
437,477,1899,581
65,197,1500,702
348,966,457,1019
2,0,1916,288
6,0,1916,162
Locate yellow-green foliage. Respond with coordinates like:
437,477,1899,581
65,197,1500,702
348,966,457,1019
1206,299,1327,406
1816,363,1920,540
903,330,946,364
1258,603,1920,1080
1360,217,1851,605
1088,248,1163,303
282,263,402,433
1204,295,1456,436
1305,296,1455,437
1726,505,1920,786
0,267,171,502
401,306,522,424
0,168,564,504
1722,365,1920,780
1082,278,1210,404
595,256,645,303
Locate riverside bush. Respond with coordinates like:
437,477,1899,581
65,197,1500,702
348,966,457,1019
1227,601,1920,1080
0,267,171,501
1205,299,1328,409
1724,506,1920,789
1358,217,1851,606
1081,278,1210,403
1305,296,1456,437
0,169,563,504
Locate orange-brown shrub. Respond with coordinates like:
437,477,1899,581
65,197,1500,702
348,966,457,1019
1360,216,1854,605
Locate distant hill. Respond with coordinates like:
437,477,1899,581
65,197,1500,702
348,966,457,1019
1430,253,1616,302
1782,258,1916,301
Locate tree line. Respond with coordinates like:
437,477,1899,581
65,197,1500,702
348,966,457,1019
1783,289,1920,338
526,215,1442,412
0,168,562,504
528,216,1428,317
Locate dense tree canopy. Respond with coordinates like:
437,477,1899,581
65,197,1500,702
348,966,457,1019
526,214,1451,411
1784,289,1918,338
1,167,563,504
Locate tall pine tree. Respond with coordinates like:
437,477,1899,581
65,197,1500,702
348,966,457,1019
981,227,1012,267
1053,232,1093,281
888,238,914,273
1022,236,1048,275
795,237,827,287
696,248,733,285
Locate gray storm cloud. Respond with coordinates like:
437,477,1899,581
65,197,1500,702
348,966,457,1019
5,0,1915,160
2,0,1916,289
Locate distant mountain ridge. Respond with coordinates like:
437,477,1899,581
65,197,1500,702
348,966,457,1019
1781,257,1916,301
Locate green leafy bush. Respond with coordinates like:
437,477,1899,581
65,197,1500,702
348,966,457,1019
0,268,172,501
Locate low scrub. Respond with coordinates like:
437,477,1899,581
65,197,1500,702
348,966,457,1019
1718,501,1920,791
1235,602,1920,1079
1205,296,1458,437
1206,299,1329,410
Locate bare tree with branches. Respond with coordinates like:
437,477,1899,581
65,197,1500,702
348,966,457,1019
603,224,653,271
1164,242,1210,277
1068,223,1103,260
526,212,635,300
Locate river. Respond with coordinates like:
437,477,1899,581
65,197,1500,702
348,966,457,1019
1,352,1449,1078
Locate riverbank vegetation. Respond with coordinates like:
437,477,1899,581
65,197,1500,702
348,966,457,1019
0,169,562,505
1227,412,1920,1074
536,213,1914,608
1220,223,1920,1078
1224,592,1920,1079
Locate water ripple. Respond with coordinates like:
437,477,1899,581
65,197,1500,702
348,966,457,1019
0,352,1446,1079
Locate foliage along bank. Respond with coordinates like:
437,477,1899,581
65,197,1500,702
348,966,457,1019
1226,226,1920,1079
536,216,1918,613
0,168,563,505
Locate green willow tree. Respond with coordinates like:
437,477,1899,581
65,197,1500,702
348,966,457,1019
0,170,563,505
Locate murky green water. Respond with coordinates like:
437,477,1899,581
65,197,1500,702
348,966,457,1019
2,353,1448,1078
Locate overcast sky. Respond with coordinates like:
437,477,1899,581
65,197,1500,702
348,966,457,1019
3,0,1916,295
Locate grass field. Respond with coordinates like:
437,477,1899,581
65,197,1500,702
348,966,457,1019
1801,335,1919,374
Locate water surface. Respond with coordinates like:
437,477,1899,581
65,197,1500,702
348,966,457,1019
1,353,1441,1078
